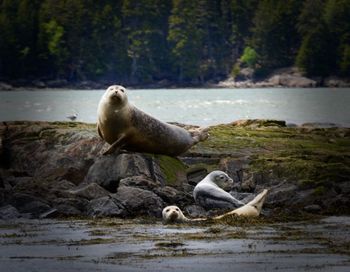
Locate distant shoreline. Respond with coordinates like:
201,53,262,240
1,67,350,91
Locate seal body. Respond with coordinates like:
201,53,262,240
97,85,208,155
193,170,244,210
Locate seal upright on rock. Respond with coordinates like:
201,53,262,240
193,170,244,210
97,85,208,155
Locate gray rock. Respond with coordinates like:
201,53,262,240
68,183,109,200
324,77,350,87
185,204,208,218
6,176,33,187
10,193,51,215
32,80,46,88
0,82,13,90
301,122,339,128
265,184,299,206
51,197,89,215
85,153,153,192
268,75,316,88
39,208,59,219
0,205,21,219
46,79,68,88
186,168,208,185
230,191,255,203
119,175,161,190
87,196,126,217
114,186,165,217
154,186,190,205
303,204,322,213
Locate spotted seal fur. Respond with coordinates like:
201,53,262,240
97,85,208,155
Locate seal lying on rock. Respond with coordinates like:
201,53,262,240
162,190,268,223
213,189,268,219
97,85,208,155
193,171,244,210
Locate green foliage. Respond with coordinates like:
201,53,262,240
230,63,241,78
340,44,350,76
251,0,302,69
44,20,64,57
296,26,335,76
0,0,349,83
240,47,258,68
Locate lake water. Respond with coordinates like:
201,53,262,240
0,88,349,126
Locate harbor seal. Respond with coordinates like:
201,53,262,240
193,171,244,210
97,85,208,155
162,205,190,223
162,190,269,223
162,205,205,223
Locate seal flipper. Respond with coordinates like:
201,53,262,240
102,134,127,155
192,127,209,143
97,124,103,139
214,189,268,219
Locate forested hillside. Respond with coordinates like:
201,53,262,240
0,0,349,85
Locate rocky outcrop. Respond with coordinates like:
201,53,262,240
324,77,350,87
217,67,319,88
0,120,349,219
267,74,316,88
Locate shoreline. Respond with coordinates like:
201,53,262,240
1,73,350,91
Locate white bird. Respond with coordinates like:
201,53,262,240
66,113,78,121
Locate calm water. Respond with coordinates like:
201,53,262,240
0,88,349,126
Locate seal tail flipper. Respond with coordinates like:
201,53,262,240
213,189,268,219
246,189,268,215
192,127,209,143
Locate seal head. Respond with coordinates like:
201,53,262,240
162,205,189,223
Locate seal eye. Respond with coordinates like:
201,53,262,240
175,208,179,212
120,88,125,93
220,175,225,180
165,209,170,213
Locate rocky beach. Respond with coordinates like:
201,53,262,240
1,120,349,271
0,120,349,220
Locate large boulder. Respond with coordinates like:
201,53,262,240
84,153,154,192
113,186,165,217
87,196,126,217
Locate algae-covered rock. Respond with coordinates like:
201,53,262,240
0,120,349,218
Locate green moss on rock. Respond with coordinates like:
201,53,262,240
154,155,188,185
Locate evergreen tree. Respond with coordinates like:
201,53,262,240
295,0,335,76
122,0,171,83
230,0,258,59
0,0,41,78
323,0,350,76
251,0,302,71
168,0,203,82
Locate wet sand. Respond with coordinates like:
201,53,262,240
0,216,349,271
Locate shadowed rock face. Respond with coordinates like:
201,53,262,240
0,120,349,219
